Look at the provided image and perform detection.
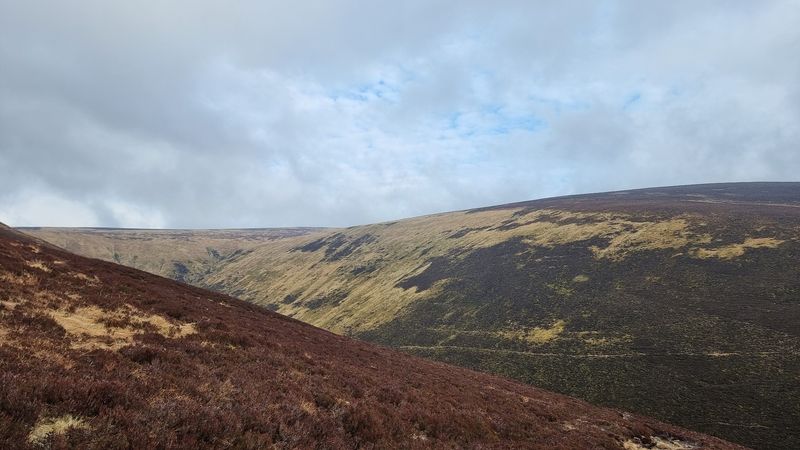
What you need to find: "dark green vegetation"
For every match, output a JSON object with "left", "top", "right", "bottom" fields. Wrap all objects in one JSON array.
[
  {"left": 0, "top": 224, "right": 741, "bottom": 449},
  {"left": 28, "top": 182, "right": 800, "bottom": 449}
]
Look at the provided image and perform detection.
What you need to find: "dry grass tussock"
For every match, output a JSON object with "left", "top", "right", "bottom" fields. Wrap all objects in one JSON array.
[
  {"left": 25, "top": 260, "right": 51, "bottom": 272},
  {"left": 27, "top": 415, "right": 89, "bottom": 445},
  {"left": 623, "top": 435, "right": 699, "bottom": 449},
  {"left": 0, "top": 271, "right": 38, "bottom": 286},
  {"left": 49, "top": 304, "right": 196, "bottom": 350}
]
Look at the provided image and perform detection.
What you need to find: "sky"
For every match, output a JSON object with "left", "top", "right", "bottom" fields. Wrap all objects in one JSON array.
[{"left": 1, "top": 1, "right": 799, "bottom": 228}]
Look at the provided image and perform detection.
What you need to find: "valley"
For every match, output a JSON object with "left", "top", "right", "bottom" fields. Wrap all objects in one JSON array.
[
  {"left": 0, "top": 221, "right": 741, "bottom": 448},
  {"left": 25, "top": 182, "right": 800, "bottom": 449}
]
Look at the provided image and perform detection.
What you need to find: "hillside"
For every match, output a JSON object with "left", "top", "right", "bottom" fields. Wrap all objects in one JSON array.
[
  {"left": 0, "top": 223, "right": 743, "bottom": 449},
  {"left": 21, "top": 227, "right": 324, "bottom": 284},
  {"left": 25, "top": 182, "right": 800, "bottom": 449}
]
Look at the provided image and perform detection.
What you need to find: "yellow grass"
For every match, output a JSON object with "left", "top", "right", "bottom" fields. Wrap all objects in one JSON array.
[
  {"left": 0, "top": 299, "right": 21, "bottom": 310},
  {"left": 28, "top": 414, "right": 89, "bottom": 445},
  {"left": 498, "top": 319, "right": 567, "bottom": 344},
  {"left": 623, "top": 436, "right": 697, "bottom": 450},
  {"left": 0, "top": 271, "right": 37, "bottom": 286},
  {"left": 48, "top": 305, "right": 196, "bottom": 350},
  {"left": 300, "top": 400, "right": 317, "bottom": 415},
  {"left": 25, "top": 260, "right": 51, "bottom": 272},
  {"left": 691, "top": 237, "right": 785, "bottom": 259},
  {"left": 589, "top": 219, "right": 711, "bottom": 260}
]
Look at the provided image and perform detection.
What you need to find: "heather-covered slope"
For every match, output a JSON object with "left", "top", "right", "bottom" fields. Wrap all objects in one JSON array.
[
  {"left": 0, "top": 223, "right": 740, "bottom": 449},
  {"left": 26, "top": 182, "right": 800, "bottom": 449}
]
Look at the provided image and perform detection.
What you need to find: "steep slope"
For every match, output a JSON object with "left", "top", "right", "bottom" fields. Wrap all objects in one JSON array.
[
  {"left": 25, "top": 182, "right": 800, "bottom": 449},
  {"left": 20, "top": 227, "right": 324, "bottom": 285},
  {"left": 0, "top": 223, "right": 741, "bottom": 449}
]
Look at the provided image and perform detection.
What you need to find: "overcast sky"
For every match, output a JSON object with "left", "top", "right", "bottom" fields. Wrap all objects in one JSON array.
[{"left": 1, "top": 1, "right": 798, "bottom": 228}]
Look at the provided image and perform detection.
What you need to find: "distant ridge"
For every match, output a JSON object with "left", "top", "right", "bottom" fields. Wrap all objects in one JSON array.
[{"left": 469, "top": 181, "right": 800, "bottom": 213}]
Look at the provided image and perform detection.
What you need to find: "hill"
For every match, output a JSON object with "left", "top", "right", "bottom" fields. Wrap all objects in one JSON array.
[
  {"left": 24, "top": 182, "right": 800, "bottom": 449},
  {"left": 19, "top": 227, "right": 324, "bottom": 284},
  {"left": 0, "top": 223, "right": 744, "bottom": 449}
]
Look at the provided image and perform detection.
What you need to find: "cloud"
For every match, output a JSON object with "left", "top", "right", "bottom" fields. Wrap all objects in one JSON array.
[
  {"left": 0, "top": 189, "right": 101, "bottom": 228},
  {"left": 0, "top": 0, "right": 798, "bottom": 227}
]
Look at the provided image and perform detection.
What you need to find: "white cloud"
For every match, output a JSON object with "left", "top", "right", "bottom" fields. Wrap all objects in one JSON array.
[
  {"left": 0, "top": 0, "right": 798, "bottom": 227},
  {"left": 0, "top": 190, "right": 100, "bottom": 228}
]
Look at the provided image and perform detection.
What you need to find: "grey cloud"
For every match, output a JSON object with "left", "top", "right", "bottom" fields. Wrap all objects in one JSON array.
[{"left": 0, "top": 0, "right": 798, "bottom": 227}]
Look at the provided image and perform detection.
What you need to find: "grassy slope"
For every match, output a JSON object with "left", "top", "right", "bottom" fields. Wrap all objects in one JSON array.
[
  {"left": 0, "top": 224, "right": 741, "bottom": 449},
  {"left": 26, "top": 182, "right": 800, "bottom": 449},
  {"left": 19, "top": 227, "right": 325, "bottom": 284}
]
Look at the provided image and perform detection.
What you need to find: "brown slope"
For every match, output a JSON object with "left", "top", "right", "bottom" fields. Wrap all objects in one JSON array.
[{"left": 0, "top": 227, "right": 740, "bottom": 449}]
